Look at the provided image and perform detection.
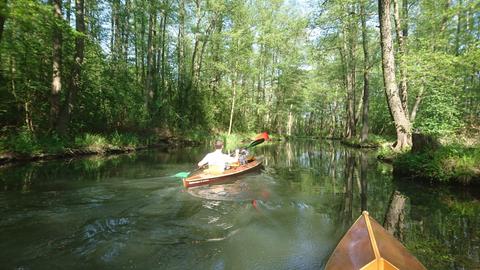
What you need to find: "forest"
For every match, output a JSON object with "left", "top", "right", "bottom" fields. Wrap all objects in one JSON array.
[{"left": 0, "top": 0, "right": 479, "bottom": 181}]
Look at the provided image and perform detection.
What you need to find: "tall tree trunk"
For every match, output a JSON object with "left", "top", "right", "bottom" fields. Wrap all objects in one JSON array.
[
  {"left": 410, "top": 84, "right": 424, "bottom": 122},
  {"left": 190, "top": 0, "right": 202, "bottom": 90},
  {"left": 145, "top": 8, "right": 154, "bottom": 111},
  {"left": 360, "top": 1, "right": 370, "bottom": 143},
  {"left": 66, "top": 0, "right": 71, "bottom": 26},
  {"left": 0, "top": 0, "right": 7, "bottom": 45},
  {"left": 341, "top": 5, "right": 357, "bottom": 140},
  {"left": 161, "top": 7, "right": 168, "bottom": 100},
  {"left": 287, "top": 104, "right": 294, "bottom": 136},
  {"left": 439, "top": 0, "right": 451, "bottom": 51},
  {"left": 454, "top": 0, "right": 462, "bottom": 55},
  {"left": 177, "top": 0, "right": 186, "bottom": 101},
  {"left": 211, "top": 16, "right": 223, "bottom": 98},
  {"left": 402, "top": 0, "right": 408, "bottom": 38},
  {"left": 340, "top": 39, "right": 355, "bottom": 139},
  {"left": 123, "top": 0, "right": 130, "bottom": 62},
  {"left": 112, "top": 0, "right": 121, "bottom": 61},
  {"left": 50, "top": 0, "right": 62, "bottom": 130},
  {"left": 133, "top": 14, "right": 139, "bottom": 82},
  {"left": 56, "top": 0, "right": 85, "bottom": 135},
  {"left": 379, "top": 0, "right": 412, "bottom": 150},
  {"left": 228, "top": 72, "right": 237, "bottom": 135},
  {"left": 393, "top": 0, "right": 409, "bottom": 119}
]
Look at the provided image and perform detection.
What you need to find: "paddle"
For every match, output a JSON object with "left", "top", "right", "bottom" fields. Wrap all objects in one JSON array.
[
  {"left": 173, "top": 165, "right": 205, "bottom": 178},
  {"left": 245, "top": 138, "right": 265, "bottom": 149},
  {"left": 173, "top": 133, "right": 268, "bottom": 178}
]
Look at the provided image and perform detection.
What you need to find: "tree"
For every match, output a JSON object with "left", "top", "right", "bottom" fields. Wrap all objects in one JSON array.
[
  {"left": 56, "top": 0, "right": 85, "bottom": 134},
  {"left": 360, "top": 0, "right": 370, "bottom": 143},
  {"left": 0, "top": 0, "right": 6, "bottom": 44},
  {"left": 50, "top": 0, "right": 62, "bottom": 130},
  {"left": 393, "top": 0, "right": 409, "bottom": 118},
  {"left": 378, "top": 0, "right": 412, "bottom": 150}
]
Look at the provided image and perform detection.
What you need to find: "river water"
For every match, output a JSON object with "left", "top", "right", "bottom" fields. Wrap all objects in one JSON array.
[{"left": 0, "top": 140, "right": 479, "bottom": 269}]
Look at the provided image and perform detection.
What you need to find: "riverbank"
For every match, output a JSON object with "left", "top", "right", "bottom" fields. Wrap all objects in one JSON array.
[
  {"left": 0, "top": 131, "right": 202, "bottom": 166},
  {"left": 377, "top": 133, "right": 480, "bottom": 185},
  {"left": 0, "top": 131, "right": 270, "bottom": 166},
  {"left": 340, "top": 135, "right": 391, "bottom": 149}
]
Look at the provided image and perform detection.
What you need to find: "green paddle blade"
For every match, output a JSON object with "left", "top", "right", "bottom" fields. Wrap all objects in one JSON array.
[{"left": 173, "top": 172, "right": 190, "bottom": 178}]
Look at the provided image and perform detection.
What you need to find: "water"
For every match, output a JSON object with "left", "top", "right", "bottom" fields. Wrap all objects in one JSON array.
[{"left": 0, "top": 140, "right": 479, "bottom": 269}]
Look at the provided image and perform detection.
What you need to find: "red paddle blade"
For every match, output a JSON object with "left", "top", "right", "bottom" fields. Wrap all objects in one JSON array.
[{"left": 255, "top": 132, "right": 269, "bottom": 141}]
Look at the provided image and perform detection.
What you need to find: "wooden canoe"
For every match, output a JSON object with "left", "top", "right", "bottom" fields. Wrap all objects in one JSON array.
[
  {"left": 325, "top": 211, "right": 426, "bottom": 270},
  {"left": 182, "top": 157, "right": 263, "bottom": 188}
]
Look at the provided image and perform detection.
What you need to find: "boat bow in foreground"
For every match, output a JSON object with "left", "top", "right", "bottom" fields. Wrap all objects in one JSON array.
[{"left": 325, "top": 211, "right": 426, "bottom": 270}]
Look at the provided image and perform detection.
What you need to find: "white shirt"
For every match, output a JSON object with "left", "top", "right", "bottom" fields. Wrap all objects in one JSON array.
[{"left": 198, "top": 149, "right": 237, "bottom": 171}]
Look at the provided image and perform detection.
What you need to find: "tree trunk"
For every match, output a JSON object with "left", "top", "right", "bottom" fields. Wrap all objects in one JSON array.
[
  {"left": 177, "top": 0, "right": 186, "bottom": 102},
  {"left": 287, "top": 104, "right": 293, "bottom": 136},
  {"left": 112, "top": 0, "right": 121, "bottom": 61},
  {"left": 393, "top": 0, "right": 409, "bottom": 119},
  {"left": 228, "top": 72, "right": 237, "bottom": 135},
  {"left": 379, "top": 0, "right": 412, "bottom": 150},
  {"left": 341, "top": 6, "right": 357, "bottom": 140},
  {"left": 190, "top": 0, "right": 202, "bottom": 90},
  {"left": 56, "top": 0, "right": 85, "bottom": 135},
  {"left": 50, "top": 0, "right": 62, "bottom": 130},
  {"left": 123, "top": 0, "right": 130, "bottom": 62},
  {"left": 360, "top": 1, "right": 370, "bottom": 143},
  {"left": 410, "top": 84, "right": 424, "bottom": 122},
  {"left": 454, "top": 0, "right": 462, "bottom": 55},
  {"left": 146, "top": 8, "right": 154, "bottom": 110},
  {"left": 161, "top": 10, "right": 168, "bottom": 95},
  {"left": 0, "top": 0, "right": 7, "bottom": 45},
  {"left": 66, "top": 0, "right": 71, "bottom": 24}
]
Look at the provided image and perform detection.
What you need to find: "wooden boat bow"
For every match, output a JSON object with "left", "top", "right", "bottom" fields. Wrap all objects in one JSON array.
[{"left": 325, "top": 211, "right": 427, "bottom": 270}]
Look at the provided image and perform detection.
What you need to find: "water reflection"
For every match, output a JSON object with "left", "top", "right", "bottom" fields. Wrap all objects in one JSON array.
[{"left": 0, "top": 141, "right": 478, "bottom": 269}]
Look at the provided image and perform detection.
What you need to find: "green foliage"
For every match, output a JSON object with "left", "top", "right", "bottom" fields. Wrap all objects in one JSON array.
[
  {"left": 219, "top": 132, "right": 243, "bottom": 151},
  {"left": 394, "top": 144, "right": 480, "bottom": 184},
  {"left": 181, "top": 129, "right": 212, "bottom": 143},
  {"left": 109, "top": 132, "right": 139, "bottom": 148},
  {"left": 342, "top": 134, "right": 392, "bottom": 148},
  {"left": 0, "top": 128, "right": 67, "bottom": 155},
  {"left": 6, "top": 127, "right": 40, "bottom": 154},
  {"left": 73, "top": 133, "right": 109, "bottom": 151}
]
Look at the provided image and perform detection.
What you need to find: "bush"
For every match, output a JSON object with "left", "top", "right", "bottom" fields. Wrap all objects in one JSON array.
[
  {"left": 394, "top": 144, "right": 480, "bottom": 184},
  {"left": 110, "top": 132, "right": 139, "bottom": 148},
  {"left": 74, "top": 133, "right": 109, "bottom": 151},
  {"left": 3, "top": 127, "right": 39, "bottom": 155}
]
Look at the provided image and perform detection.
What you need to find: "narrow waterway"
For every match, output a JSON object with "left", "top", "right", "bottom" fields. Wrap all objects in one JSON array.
[{"left": 0, "top": 140, "right": 479, "bottom": 269}]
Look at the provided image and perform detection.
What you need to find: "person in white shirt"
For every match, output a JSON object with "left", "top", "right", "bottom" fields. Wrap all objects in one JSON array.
[{"left": 198, "top": 140, "right": 239, "bottom": 174}]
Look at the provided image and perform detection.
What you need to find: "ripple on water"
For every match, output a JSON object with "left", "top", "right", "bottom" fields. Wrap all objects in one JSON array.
[{"left": 72, "top": 217, "right": 132, "bottom": 257}]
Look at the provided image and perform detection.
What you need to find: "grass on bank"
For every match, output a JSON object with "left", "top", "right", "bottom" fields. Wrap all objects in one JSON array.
[
  {"left": 342, "top": 134, "right": 393, "bottom": 148},
  {"left": 394, "top": 144, "right": 480, "bottom": 185},
  {"left": 374, "top": 130, "right": 480, "bottom": 185},
  {"left": 216, "top": 132, "right": 267, "bottom": 151},
  {"left": 0, "top": 128, "right": 198, "bottom": 156},
  {"left": 0, "top": 128, "right": 268, "bottom": 158}
]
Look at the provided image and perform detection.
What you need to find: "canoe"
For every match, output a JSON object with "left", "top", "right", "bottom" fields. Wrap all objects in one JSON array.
[
  {"left": 182, "top": 157, "right": 263, "bottom": 188},
  {"left": 325, "top": 211, "right": 426, "bottom": 270}
]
